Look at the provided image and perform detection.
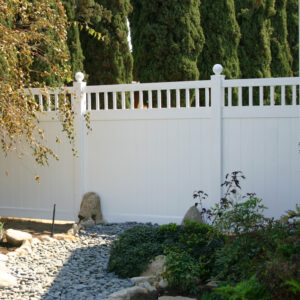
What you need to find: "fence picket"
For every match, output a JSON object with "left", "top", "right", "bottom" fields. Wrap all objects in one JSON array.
[
  {"left": 281, "top": 85, "right": 285, "bottom": 105},
  {"left": 195, "top": 88, "right": 199, "bottom": 107}
]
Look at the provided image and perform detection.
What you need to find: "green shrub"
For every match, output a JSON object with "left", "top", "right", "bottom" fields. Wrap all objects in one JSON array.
[
  {"left": 163, "top": 249, "right": 202, "bottom": 295},
  {"left": 212, "top": 275, "right": 269, "bottom": 300},
  {"left": 161, "top": 221, "right": 224, "bottom": 295},
  {"left": 107, "top": 224, "right": 163, "bottom": 278}
]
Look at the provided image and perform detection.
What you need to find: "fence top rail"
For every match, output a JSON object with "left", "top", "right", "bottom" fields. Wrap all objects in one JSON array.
[
  {"left": 85, "top": 80, "right": 212, "bottom": 93},
  {"left": 224, "top": 77, "right": 300, "bottom": 88}
]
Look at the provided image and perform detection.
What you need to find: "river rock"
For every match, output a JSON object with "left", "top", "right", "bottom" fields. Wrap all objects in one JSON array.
[
  {"left": 0, "top": 270, "right": 17, "bottom": 287},
  {"left": 0, "top": 254, "right": 8, "bottom": 262},
  {"left": 5, "top": 229, "right": 32, "bottom": 246}
]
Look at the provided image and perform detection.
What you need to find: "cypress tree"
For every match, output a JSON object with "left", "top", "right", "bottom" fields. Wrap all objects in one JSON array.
[
  {"left": 270, "top": 0, "right": 292, "bottom": 77},
  {"left": 286, "top": 0, "right": 298, "bottom": 76},
  {"left": 129, "top": 0, "right": 204, "bottom": 83},
  {"left": 80, "top": 0, "right": 133, "bottom": 84},
  {"left": 30, "top": 0, "right": 71, "bottom": 86},
  {"left": 198, "top": 0, "right": 241, "bottom": 80},
  {"left": 62, "top": 0, "right": 85, "bottom": 77},
  {"left": 235, "top": 0, "right": 275, "bottom": 78}
]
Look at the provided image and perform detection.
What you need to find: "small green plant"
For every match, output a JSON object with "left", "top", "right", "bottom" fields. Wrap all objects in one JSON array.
[
  {"left": 194, "top": 171, "right": 268, "bottom": 235},
  {"left": 212, "top": 275, "right": 269, "bottom": 300},
  {"left": 107, "top": 224, "right": 163, "bottom": 278},
  {"left": 163, "top": 249, "right": 202, "bottom": 295}
]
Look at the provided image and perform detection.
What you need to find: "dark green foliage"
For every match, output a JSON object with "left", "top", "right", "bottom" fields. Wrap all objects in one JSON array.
[
  {"left": 80, "top": 0, "right": 133, "bottom": 84},
  {"left": 29, "top": 0, "right": 71, "bottom": 86},
  {"left": 198, "top": 0, "right": 241, "bottom": 79},
  {"left": 270, "top": 0, "right": 292, "bottom": 77},
  {"left": 235, "top": 0, "right": 275, "bottom": 78},
  {"left": 62, "top": 0, "right": 85, "bottom": 77},
  {"left": 163, "top": 250, "right": 202, "bottom": 295},
  {"left": 129, "top": 0, "right": 204, "bottom": 82},
  {"left": 107, "top": 224, "right": 163, "bottom": 278},
  {"left": 212, "top": 275, "right": 269, "bottom": 300},
  {"left": 286, "top": 0, "right": 299, "bottom": 76}
]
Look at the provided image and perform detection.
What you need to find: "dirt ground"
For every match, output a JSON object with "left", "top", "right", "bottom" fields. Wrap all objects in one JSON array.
[{"left": 0, "top": 217, "right": 74, "bottom": 254}]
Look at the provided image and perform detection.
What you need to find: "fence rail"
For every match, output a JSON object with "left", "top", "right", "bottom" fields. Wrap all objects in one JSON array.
[{"left": 25, "top": 67, "right": 300, "bottom": 112}]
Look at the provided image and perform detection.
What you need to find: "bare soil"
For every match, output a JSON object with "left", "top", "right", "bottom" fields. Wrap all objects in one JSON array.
[{"left": 0, "top": 217, "right": 74, "bottom": 254}]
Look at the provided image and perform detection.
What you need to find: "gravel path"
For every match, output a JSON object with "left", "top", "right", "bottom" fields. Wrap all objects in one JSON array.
[{"left": 0, "top": 223, "right": 139, "bottom": 300}]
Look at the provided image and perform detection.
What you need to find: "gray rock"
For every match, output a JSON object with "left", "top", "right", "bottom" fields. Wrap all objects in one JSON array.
[
  {"left": 141, "top": 255, "right": 166, "bottom": 278},
  {"left": 0, "top": 253, "right": 8, "bottom": 262},
  {"left": 0, "top": 270, "right": 17, "bottom": 287},
  {"left": 5, "top": 229, "right": 32, "bottom": 246},
  {"left": 158, "top": 278, "right": 168, "bottom": 289},
  {"left": 159, "top": 297, "right": 196, "bottom": 300},
  {"left": 78, "top": 192, "right": 104, "bottom": 224},
  {"left": 181, "top": 205, "right": 204, "bottom": 225}
]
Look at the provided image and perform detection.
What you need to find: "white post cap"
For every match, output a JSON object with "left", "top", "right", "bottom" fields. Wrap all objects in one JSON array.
[
  {"left": 75, "top": 72, "right": 85, "bottom": 82},
  {"left": 212, "top": 64, "right": 223, "bottom": 75}
]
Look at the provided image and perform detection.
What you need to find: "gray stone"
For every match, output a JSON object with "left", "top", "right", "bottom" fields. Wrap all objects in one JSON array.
[
  {"left": 141, "top": 255, "right": 166, "bottom": 277},
  {"left": 79, "top": 218, "right": 96, "bottom": 230},
  {"left": 131, "top": 276, "right": 156, "bottom": 284},
  {"left": 181, "top": 205, "right": 204, "bottom": 226},
  {"left": 206, "top": 280, "right": 219, "bottom": 289},
  {"left": 0, "top": 270, "right": 17, "bottom": 288},
  {"left": 158, "top": 279, "right": 168, "bottom": 289},
  {"left": 0, "top": 253, "right": 8, "bottom": 262},
  {"left": 159, "top": 297, "right": 196, "bottom": 300},
  {"left": 5, "top": 229, "right": 32, "bottom": 246},
  {"left": 139, "top": 281, "right": 157, "bottom": 293},
  {"left": 78, "top": 192, "right": 104, "bottom": 224}
]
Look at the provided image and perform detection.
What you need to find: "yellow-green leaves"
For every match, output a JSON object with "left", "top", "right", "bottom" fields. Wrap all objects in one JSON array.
[{"left": 0, "top": 0, "right": 73, "bottom": 169}]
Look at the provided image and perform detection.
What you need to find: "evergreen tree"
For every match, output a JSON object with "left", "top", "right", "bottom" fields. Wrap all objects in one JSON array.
[
  {"left": 80, "top": 0, "right": 133, "bottom": 84},
  {"left": 235, "top": 0, "right": 275, "bottom": 78},
  {"left": 286, "top": 0, "right": 298, "bottom": 76},
  {"left": 62, "top": 0, "right": 85, "bottom": 77},
  {"left": 198, "top": 0, "right": 241, "bottom": 80},
  {"left": 270, "top": 0, "right": 292, "bottom": 77},
  {"left": 129, "top": 0, "right": 204, "bottom": 83},
  {"left": 29, "top": 0, "right": 72, "bottom": 86}
]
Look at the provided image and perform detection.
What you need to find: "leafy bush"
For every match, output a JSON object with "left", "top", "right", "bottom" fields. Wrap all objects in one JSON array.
[
  {"left": 161, "top": 221, "right": 224, "bottom": 295},
  {"left": 107, "top": 224, "right": 163, "bottom": 278},
  {"left": 163, "top": 249, "right": 202, "bottom": 295},
  {"left": 212, "top": 275, "right": 269, "bottom": 300},
  {"left": 194, "top": 171, "right": 268, "bottom": 235}
]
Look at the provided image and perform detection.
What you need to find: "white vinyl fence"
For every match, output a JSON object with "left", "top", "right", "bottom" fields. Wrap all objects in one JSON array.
[{"left": 0, "top": 65, "right": 299, "bottom": 223}]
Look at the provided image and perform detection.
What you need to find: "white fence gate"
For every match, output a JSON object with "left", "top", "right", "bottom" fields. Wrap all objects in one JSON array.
[{"left": 0, "top": 65, "right": 299, "bottom": 223}]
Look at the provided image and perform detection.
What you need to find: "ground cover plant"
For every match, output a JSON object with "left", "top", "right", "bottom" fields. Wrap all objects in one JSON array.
[{"left": 107, "top": 171, "right": 300, "bottom": 299}]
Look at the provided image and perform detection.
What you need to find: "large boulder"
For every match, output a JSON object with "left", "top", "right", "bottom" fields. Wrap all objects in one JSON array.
[
  {"left": 5, "top": 229, "right": 32, "bottom": 246},
  {"left": 78, "top": 192, "right": 103, "bottom": 224},
  {"left": 181, "top": 205, "right": 204, "bottom": 226}
]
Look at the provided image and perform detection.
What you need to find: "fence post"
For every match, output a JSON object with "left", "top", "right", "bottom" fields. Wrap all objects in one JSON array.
[
  {"left": 72, "top": 72, "right": 87, "bottom": 221},
  {"left": 210, "top": 64, "right": 225, "bottom": 205}
]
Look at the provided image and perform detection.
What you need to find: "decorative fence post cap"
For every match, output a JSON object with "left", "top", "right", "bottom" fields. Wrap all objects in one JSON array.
[
  {"left": 212, "top": 64, "right": 223, "bottom": 75},
  {"left": 75, "top": 72, "right": 85, "bottom": 82}
]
